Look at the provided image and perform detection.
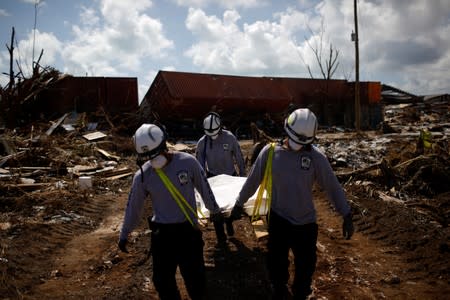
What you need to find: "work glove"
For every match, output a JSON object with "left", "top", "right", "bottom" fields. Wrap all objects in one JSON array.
[
  {"left": 118, "top": 238, "right": 129, "bottom": 253},
  {"left": 210, "top": 211, "right": 225, "bottom": 224},
  {"left": 342, "top": 212, "right": 354, "bottom": 240},
  {"left": 230, "top": 205, "right": 244, "bottom": 221}
]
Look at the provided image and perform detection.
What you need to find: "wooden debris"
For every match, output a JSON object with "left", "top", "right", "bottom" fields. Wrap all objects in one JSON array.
[
  {"left": 95, "top": 147, "right": 120, "bottom": 161},
  {"left": 252, "top": 219, "right": 269, "bottom": 239},
  {"left": 100, "top": 106, "right": 115, "bottom": 131},
  {"left": 377, "top": 191, "right": 405, "bottom": 205},
  {"left": 70, "top": 165, "right": 101, "bottom": 176},
  {"left": 6, "top": 166, "right": 52, "bottom": 171},
  {"left": 250, "top": 122, "right": 276, "bottom": 144},
  {"left": 105, "top": 171, "right": 134, "bottom": 180},
  {"left": 336, "top": 162, "right": 382, "bottom": 180},
  {"left": 46, "top": 113, "right": 69, "bottom": 136},
  {"left": 98, "top": 167, "right": 133, "bottom": 178},
  {"left": 379, "top": 158, "right": 401, "bottom": 187},
  {"left": 171, "top": 143, "right": 191, "bottom": 152},
  {"left": 0, "top": 150, "right": 26, "bottom": 168},
  {"left": 0, "top": 137, "right": 16, "bottom": 155},
  {"left": 83, "top": 131, "right": 107, "bottom": 141},
  {"left": 5, "top": 182, "right": 52, "bottom": 191}
]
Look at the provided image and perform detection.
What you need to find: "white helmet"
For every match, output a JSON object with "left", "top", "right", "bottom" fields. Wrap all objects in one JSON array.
[
  {"left": 203, "top": 112, "right": 222, "bottom": 136},
  {"left": 133, "top": 124, "right": 167, "bottom": 158},
  {"left": 284, "top": 108, "right": 318, "bottom": 145}
]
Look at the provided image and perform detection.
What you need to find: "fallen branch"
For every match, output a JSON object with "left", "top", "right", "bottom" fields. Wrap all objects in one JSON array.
[{"left": 336, "top": 162, "right": 381, "bottom": 181}]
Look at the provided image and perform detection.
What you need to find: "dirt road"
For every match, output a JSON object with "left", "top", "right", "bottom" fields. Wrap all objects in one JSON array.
[{"left": 1, "top": 186, "right": 447, "bottom": 299}]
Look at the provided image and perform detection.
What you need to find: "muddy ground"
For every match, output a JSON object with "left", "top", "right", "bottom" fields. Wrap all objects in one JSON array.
[{"left": 1, "top": 103, "right": 449, "bottom": 299}]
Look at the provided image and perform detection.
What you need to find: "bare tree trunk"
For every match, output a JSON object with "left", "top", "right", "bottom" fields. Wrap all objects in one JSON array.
[{"left": 33, "top": 49, "right": 44, "bottom": 78}]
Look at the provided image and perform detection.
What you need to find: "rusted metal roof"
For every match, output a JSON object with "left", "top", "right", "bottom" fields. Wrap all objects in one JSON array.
[
  {"left": 143, "top": 71, "right": 293, "bottom": 121},
  {"left": 140, "top": 70, "right": 382, "bottom": 133},
  {"left": 29, "top": 76, "right": 138, "bottom": 118},
  {"left": 160, "top": 71, "right": 292, "bottom": 100}
]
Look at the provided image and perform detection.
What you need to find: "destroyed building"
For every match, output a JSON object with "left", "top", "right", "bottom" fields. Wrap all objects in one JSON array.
[
  {"left": 0, "top": 72, "right": 139, "bottom": 128},
  {"left": 139, "top": 70, "right": 382, "bottom": 138}
]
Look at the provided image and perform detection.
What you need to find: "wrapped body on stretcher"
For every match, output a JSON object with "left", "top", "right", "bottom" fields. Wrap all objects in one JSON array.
[{"left": 196, "top": 174, "right": 268, "bottom": 219}]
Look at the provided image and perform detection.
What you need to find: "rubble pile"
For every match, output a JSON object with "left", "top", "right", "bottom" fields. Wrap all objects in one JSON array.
[
  {"left": 0, "top": 112, "right": 137, "bottom": 203},
  {"left": 324, "top": 98, "right": 450, "bottom": 280},
  {"left": 0, "top": 94, "right": 449, "bottom": 298}
]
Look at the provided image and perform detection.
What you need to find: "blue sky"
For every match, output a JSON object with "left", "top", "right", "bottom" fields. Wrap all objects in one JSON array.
[{"left": 1, "top": 0, "right": 449, "bottom": 102}]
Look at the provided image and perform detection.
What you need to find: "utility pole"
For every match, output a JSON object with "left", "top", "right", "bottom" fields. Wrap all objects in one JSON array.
[
  {"left": 353, "top": 0, "right": 361, "bottom": 131},
  {"left": 32, "top": 0, "right": 39, "bottom": 77},
  {"left": 6, "top": 27, "right": 15, "bottom": 92}
]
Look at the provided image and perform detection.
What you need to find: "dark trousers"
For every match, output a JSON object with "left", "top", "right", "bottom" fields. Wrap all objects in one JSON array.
[
  {"left": 207, "top": 171, "right": 236, "bottom": 243},
  {"left": 267, "top": 211, "right": 318, "bottom": 299},
  {"left": 213, "top": 217, "right": 234, "bottom": 242},
  {"left": 151, "top": 222, "right": 205, "bottom": 300}
]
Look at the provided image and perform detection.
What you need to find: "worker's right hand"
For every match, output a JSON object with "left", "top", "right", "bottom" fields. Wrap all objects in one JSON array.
[
  {"left": 230, "top": 205, "right": 244, "bottom": 221},
  {"left": 118, "top": 238, "right": 129, "bottom": 253}
]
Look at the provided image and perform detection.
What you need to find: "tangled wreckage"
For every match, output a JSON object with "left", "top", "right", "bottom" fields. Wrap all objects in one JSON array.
[{"left": 0, "top": 66, "right": 449, "bottom": 299}]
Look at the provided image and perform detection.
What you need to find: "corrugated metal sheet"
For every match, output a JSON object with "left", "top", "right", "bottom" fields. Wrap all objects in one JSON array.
[
  {"left": 161, "top": 71, "right": 291, "bottom": 100},
  {"left": 143, "top": 71, "right": 293, "bottom": 121},
  {"left": 33, "top": 76, "right": 138, "bottom": 117},
  {"left": 362, "top": 82, "right": 382, "bottom": 104},
  {"left": 140, "top": 70, "right": 382, "bottom": 132}
]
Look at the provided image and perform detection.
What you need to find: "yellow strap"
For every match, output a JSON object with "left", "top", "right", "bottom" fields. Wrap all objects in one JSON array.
[
  {"left": 155, "top": 169, "right": 206, "bottom": 226},
  {"left": 251, "top": 143, "right": 275, "bottom": 222}
]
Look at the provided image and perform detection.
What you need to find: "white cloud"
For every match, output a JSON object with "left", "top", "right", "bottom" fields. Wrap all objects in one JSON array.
[
  {"left": 351, "top": 0, "right": 450, "bottom": 93},
  {"left": 139, "top": 66, "right": 177, "bottom": 101},
  {"left": 0, "top": 28, "right": 61, "bottom": 86},
  {"left": 0, "top": 54, "right": 7, "bottom": 88},
  {"left": 13, "top": 30, "right": 62, "bottom": 78},
  {"left": 174, "top": 0, "right": 268, "bottom": 9},
  {"left": 184, "top": 8, "right": 307, "bottom": 76},
  {"left": 20, "top": 0, "right": 39, "bottom": 4},
  {"left": 79, "top": 6, "right": 100, "bottom": 28},
  {"left": 100, "top": 0, "right": 153, "bottom": 21},
  {"left": 61, "top": 0, "right": 173, "bottom": 77},
  {"left": 0, "top": 9, "right": 10, "bottom": 17}
]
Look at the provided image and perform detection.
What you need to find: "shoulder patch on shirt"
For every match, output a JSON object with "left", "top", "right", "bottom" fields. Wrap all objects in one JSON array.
[
  {"left": 223, "top": 143, "right": 229, "bottom": 151},
  {"left": 177, "top": 170, "right": 189, "bottom": 185},
  {"left": 300, "top": 155, "right": 312, "bottom": 170}
]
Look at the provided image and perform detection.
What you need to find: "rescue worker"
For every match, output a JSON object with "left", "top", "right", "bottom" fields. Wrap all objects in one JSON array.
[
  {"left": 195, "top": 112, "right": 246, "bottom": 244},
  {"left": 230, "top": 108, "right": 354, "bottom": 300},
  {"left": 118, "top": 123, "right": 223, "bottom": 300},
  {"left": 196, "top": 112, "right": 246, "bottom": 178}
]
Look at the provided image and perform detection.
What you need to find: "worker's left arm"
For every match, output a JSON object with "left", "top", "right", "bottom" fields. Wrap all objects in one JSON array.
[
  {"left": 314, "top": 148, "right": 354, "bottom": 239},
  {"left": 118, "top": 170, "right": 148, "bottom": 251}
]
